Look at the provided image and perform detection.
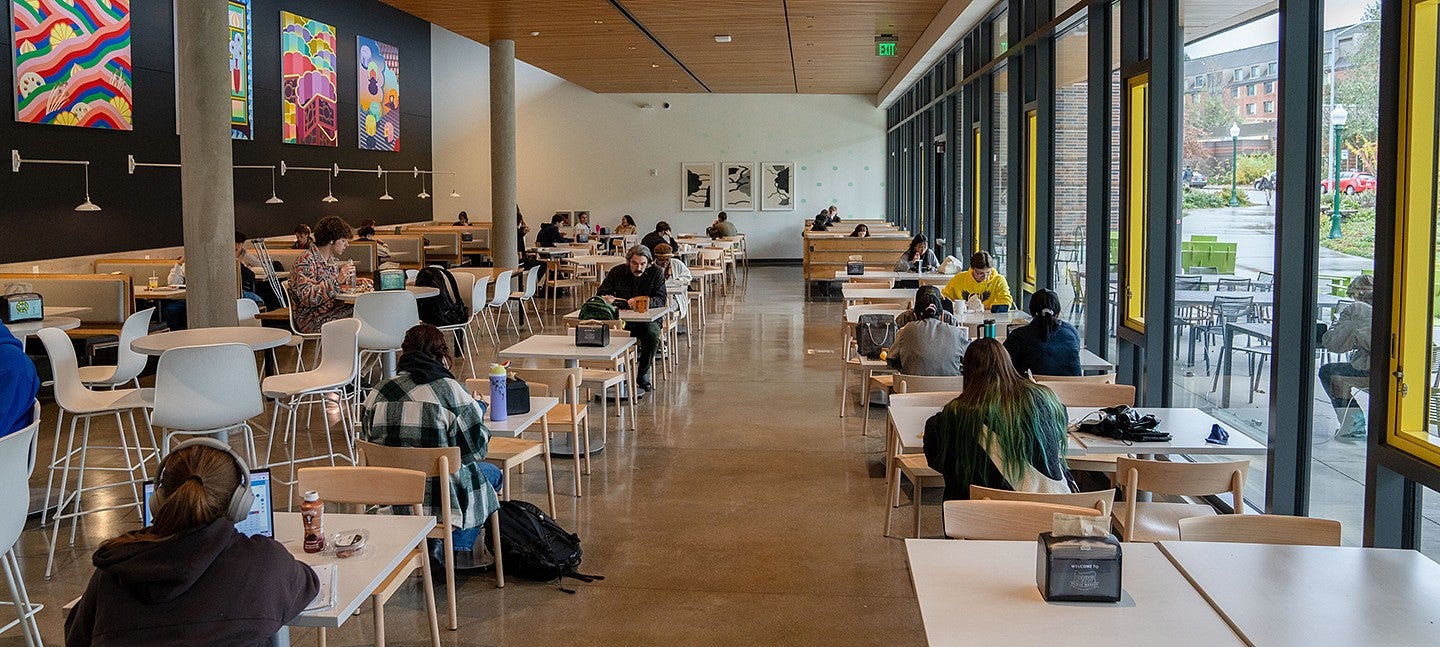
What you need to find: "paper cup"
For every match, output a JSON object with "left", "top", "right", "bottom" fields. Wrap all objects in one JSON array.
[{"left": 633, "top": 296, "right": 649, "bottom": 313}]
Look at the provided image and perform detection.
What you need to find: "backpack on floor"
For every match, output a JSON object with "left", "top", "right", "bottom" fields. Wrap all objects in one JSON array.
[
  {"left": 414, "top": 266, "right": 471, "bottom": 326},
  {"left": 489, "top": 500, "right": 603, "bottom": 591}
]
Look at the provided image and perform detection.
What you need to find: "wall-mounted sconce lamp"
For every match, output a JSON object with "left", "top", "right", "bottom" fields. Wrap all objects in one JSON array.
[{"left": 13, "top": 149, "right": 100, "bottom": 212}]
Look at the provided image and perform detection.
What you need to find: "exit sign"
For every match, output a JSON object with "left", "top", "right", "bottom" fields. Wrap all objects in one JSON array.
[{"left": 876, "top": 41, "right": 897, "bottom": 57}]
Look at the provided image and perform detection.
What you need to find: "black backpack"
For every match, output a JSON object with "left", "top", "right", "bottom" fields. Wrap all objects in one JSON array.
[
  {"left": 489, "top": 500, "right": 602, "bottom": 591},
  {"left": 414, "top": 266, "right": 470, "bottom": 326}
]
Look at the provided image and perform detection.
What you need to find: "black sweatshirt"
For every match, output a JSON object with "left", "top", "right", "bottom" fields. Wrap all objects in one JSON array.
[{"left": 597, "top": 264, "right": 667, "bottom": 302}]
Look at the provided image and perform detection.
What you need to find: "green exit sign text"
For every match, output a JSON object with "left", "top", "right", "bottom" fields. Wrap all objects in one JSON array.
[{"left": 877, "top": 41, "right": 896, "bottom": 57}]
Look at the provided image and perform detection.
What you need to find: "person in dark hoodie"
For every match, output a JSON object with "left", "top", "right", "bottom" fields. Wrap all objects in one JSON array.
[
  {"left": 66, "top": 439, "right": 317, "bottom": 646},
  {"left": 0, "top": 325, "right": 39, "bottom": 438},
  {"left": 1002, "top": 288, "right": 1082, "bottom": 377},
  {"left": 535, "top": 213, "right": 572, "bottom": 247}
]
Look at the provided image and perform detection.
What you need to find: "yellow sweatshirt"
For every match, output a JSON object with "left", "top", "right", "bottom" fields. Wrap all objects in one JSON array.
[{"left": 940, "top": 270, "right": 1014, "bottom": 307}]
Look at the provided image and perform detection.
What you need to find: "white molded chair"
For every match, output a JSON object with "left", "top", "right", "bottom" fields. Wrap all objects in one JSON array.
[
  {"left": 354, "top": 290, "right": 420, "bottom": 391},
  {"left": 483, "top": 269, "right": 517, "bottom": 336},
  {"left": 152, "top": 343, "right": 264, "bottom": 466},
  {"left": 508, "top": 265, "right": 544, "bottom": 333},
  {"left": 237, "top": 299, "right": 301, "bottom": 374},
  {"left": 0, "top": 403, "right": 43, "bottom": 646},
  {"left": 263, "top": 319, "right": 362, "bottom": 497},
  {"left": 433, "top": 271, "right": 477, "bottom": 378},
  {"left": 36, "top": 328, "right": 155, "bottom": 579},
  {"left": 78, "top": 307, "right": 155, "bottom": 388}
]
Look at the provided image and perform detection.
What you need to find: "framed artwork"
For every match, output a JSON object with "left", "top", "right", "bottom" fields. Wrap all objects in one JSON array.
[
  {"left": 12, "top": 0, "right": 133, "bottom": 129},
  {"left": 722, "top": 162, "right": 755, "bottom": 211},
  {"left": 228, "top": 0, "right": 252, "bottom": 139},
  {"left": 760, "top": 162, "right": 794, "bottom": 211},
  {"left": 681, "top": 162, "right": 715, "bottom": 211},
  {"left": 280, "top": 11, "right": 337, "bottom": 146},
  {"left": 357, "top": 35, "right": 399, "bottom": 151}
]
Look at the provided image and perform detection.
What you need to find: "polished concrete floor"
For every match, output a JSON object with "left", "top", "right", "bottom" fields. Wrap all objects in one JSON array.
[{"left": 5, "top": 266, "right": 929, "bottom": 646}]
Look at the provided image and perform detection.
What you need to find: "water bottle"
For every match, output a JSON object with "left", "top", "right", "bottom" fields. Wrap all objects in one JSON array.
[
  {"left": 488, "top": 363, "right": 508, "bottom": 422},
  {"left": 982, "top": 319, "right": 997, "bottom": 339}
]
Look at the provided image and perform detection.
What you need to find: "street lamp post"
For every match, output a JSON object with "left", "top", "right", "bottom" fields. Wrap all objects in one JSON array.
[
  {"left": 1228, "top": 123, "right": 1241, "bottom": 207},
  {"left": 1329, "top": 105, "right": 1349, "bottom": 239}
]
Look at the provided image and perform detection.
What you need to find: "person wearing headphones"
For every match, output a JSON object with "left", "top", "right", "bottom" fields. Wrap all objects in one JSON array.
[{"left": 66, "top": 439, "right": 317, "bottom": 645}]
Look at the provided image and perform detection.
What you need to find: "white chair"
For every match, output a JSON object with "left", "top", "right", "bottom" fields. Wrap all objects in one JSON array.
[
  {"left": 237, "top": 299, "right": 301, "bottom": 374},
  {"left": 36, "top": 328, "right": 155, "bottom": 579},
  {"left": 78, "top": 307, "right": 155, "bottom": 388},
  {"left": 509, "top": 265, "right": 544, "bottom": 333},
  {"left": 355, "top": 290, "right": 420, "bottom": 390},
  {"left": 468, "top": 274, "right": 496, "bottom": 345},
  {"left": 483, "top": 269, "right": 517, "bottom": 336},
  {"left": 433, "top": 271, "right": 477, "bottom": 377},
  {"left": 0, "top": 403, "right": 43, "bottom": 646},
  {"left": 263, "top": 319, "right": 361, "bottom": 497},
  {"left": 152, "top": 343, "right": 264, "bottom": 467}
]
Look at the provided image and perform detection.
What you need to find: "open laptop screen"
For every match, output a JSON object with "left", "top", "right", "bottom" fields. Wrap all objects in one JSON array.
[{"left": 143, "top": 469, "right": 274, "bottom": 539}]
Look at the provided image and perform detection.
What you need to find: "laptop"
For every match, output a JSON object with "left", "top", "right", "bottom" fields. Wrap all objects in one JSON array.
[{"left": 143, "top": 469, "right": 275, "bottom": 538}]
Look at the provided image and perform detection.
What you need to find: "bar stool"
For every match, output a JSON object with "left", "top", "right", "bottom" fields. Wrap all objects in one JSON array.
[
  {"left": 0, "top": 403, "right": 43, "bottom": 646},
  {"left": 263, "top": 319, "right": 361, "bottom": 498}
]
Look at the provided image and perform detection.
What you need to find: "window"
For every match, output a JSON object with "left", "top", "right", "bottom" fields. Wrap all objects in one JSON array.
[
  {"left": 1054, "top": 16, "right": 1089, "bottom": 337},
  {"left": 1263, "top": 100, "right": 1274, "bottom": 113},
  {"left": 1265, "top": 81, "right": 1275, "bottom": 93},
  {"left": 1121, "top": 72, "right": 1148, "bottom": 333},
  {"left": 1248, "top": 84, "right": 1257, "bottom": 96},
  {"left": 992, "top": 65, "right": 1010, "bottom": 276},
  {"left": 1251, "top": 64, "right": 1262, "bottom": 77},
  {"left": 1194, "top": 74, "right": 1206, "bottom": 87},
  {"left": 1267, "top": 61, "right": 1278, "bottom": 76},
  {"left": 1233, "top": 67, "right": 1245, "bottom": 81},
  {"left": 1246, "top": 103, "right": 1257, "bottom": 115},
  {"left": 1233, "top": 86, "right": 1241, "bottom": 98}
]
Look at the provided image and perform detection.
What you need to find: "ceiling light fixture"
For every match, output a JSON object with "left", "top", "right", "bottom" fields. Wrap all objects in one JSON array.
[
  {"left": 651, "top": 63, "right": 660, "bottom": 68},
  {"left": 265, "top": 166, "right": 284, "bottom": 204},
  {"left": 530, "top": 31, "right": 540, "bottom": 36},
  {"left": 714, "top": 34, "right": 732, "bottom": 43},
  {"left": 379, "top": 171, "right": 393, "bottom": 201},
  {"left": 322, "top": 174, "right": 338, "bottom": 203},
  {"left": 416, "top": 168, "right": 431, "bottom": 199}
]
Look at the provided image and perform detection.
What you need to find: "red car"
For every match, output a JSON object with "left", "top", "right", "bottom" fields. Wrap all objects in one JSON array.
[{"left": 1320, "top": 172, "right": 1377, "bottom": 194}]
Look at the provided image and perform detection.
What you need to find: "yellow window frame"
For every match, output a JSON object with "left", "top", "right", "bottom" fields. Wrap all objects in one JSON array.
[
  {"left": 1389, "top": 0, "right": 1440, "bottom": 466},
  {"left": 1024, "top": 110, "right": 1039, "bottom": 291},
  {"left": 1121, "top": 72, "right": 1149, "bottom": 333}
]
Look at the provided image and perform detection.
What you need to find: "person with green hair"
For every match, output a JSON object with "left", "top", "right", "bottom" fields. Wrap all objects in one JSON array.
[{"left": 923, "top": 338, "right": 1074, "bottom": 500}]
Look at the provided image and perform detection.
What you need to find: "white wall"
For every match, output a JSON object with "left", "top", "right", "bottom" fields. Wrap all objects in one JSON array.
[{"left": 431, "top": 26, "right": 888, "bottom": 260}]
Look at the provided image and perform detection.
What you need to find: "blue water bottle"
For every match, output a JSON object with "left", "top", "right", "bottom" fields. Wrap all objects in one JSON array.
[{"left": 488, "top": 363, "right": 508, "bottom": 422}]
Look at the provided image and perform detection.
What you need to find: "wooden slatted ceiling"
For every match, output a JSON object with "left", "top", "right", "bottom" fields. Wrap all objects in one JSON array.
[{"left": 379, "top": 0, "right": 947, "bottom": 95}]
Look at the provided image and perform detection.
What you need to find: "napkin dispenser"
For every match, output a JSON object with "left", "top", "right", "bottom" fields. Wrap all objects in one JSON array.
[
  {"left": 378, "top": 269, "right": 406, "bottom": 291},
  {"left": 575, "top": 322, "right": 610, "bottom": 347},
  {"left": 846, "top": 260, "right": 865, "bottom": 275},
  {"left": 1036, "top": 514, "right": 1122, "bottom": 603},
  {"left": 1, "top": 292, "right": 43, "bottom": 324}
]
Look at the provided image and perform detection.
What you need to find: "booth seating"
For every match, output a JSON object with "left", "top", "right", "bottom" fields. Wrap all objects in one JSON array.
[
  {"left": 92, "top": 258, "right": 181, "bottom": 288},
  {"left": 340, "top": 241, "right": 380, "bottom": 275},
  {"left": 399, "top": 228, "right": 465, "bottom": 266},
  {"left": 374, "top": 234, "right": 427, "bottom": 268},
  {"left": 801, "top": 230, "right": 912, "bottom": 284},
  {"left": 262, "top": 248, "right": 308, "bottom": 272},
  {"left": 0, "top": 273, "right": 133, "bottom": 338}
]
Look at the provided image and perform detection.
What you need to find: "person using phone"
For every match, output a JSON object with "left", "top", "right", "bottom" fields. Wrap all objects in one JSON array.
[
  {"left": 894, "top": 234, "right": 939, "bottom": 272},
  {"left": 596, "top": 246, "right": 667, "bottom": 392},
  {"left": 940, "top": 250, "right": 1014, "bottom": 309}
]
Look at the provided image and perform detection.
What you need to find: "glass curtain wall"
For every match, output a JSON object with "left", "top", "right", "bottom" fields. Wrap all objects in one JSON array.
[
  {"left": 1053, "top": 15, "right": 1089, "bottom": 339},
  {"left": 992, "top": 65, "right": 1010, "bottom": 272},
  {"left": 1107, "top": 0, "right": 1121, "bottom": 359}
]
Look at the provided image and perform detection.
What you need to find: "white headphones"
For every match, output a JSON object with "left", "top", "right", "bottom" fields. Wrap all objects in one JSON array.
[{"left": 150, "top": 438, "right": 253, "bottom": 524}]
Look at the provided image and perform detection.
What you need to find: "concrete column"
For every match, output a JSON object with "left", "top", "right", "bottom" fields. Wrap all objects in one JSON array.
[
  {"left": 490, "top": 39, "right": 518, "bottom": 269},
  {"left": 175, "top": 0, "right": 238, "bottom": 326}
]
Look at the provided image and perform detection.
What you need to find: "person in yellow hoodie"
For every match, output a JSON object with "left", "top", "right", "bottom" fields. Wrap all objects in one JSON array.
[{"left": 941, "top": 251, "right": 1014, "bottom": 308}]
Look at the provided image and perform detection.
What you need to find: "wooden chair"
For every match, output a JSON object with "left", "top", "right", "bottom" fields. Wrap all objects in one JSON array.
[
  {"left": 1178, "top": 514, "right": 1342, "bottom": 546},
  {"left": 351, "top": 443, "right": 505, "bottom": 630},
  {"left": 881, "top": 381, "right": 964, "bottom": 538},
  {"left": 1113, "top": 457, "right": 1248, "bottom": 542},
  {"left": 1032, "top": 373, "right": 1115, "bottom": 384},
  {"left": 296, "top": 466, "right": 444, "bottom": 646},
  {"left": 942, "top": 500, "right": 1105, "bottom": 540},
  {"left": 1041, "top": 382, "right": 1137, "bottom": 408},
  {"left": 968, "top": 484, "right": 1114, "bottom": 516},
  {"left": 506, "top": 367, "right": 591, "bottom": 497}
]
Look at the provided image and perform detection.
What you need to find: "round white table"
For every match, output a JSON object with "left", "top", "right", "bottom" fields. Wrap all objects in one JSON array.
[
  {"left": 337, "top": 286, "right": 439, "bottom": 302},
  {"left": 130, "top": 326, "right": 292, "bottom": 356},
  {"left": 5, "top": 316, "right": 81, "bottom": 338}
]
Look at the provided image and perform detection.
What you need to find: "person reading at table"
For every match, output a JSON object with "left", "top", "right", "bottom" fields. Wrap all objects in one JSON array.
[
  {"left": 454, "top": 211, "right": 471, "bottom": 227},
  {"left": 291, "top": 224, "right": 312, "bottom": 250},
  {"left": 0, "top": 325, "right": 38, "bottom": 438},
  {"left": 894, "top": 285, "right": 960, "bottom": 328},
  {"left": 887, "top": 286, "right": 969, "bottom": 376},
  {"left": 536, "top": 213, "right": 572, "bottom": 248},
  {"left": 614, "top": 214, "right": 638, "bottom": 235},
  {"left": 65, "top": 440, "right": 318, "bottom": 645},
  {"left": 923, "top": 338, "right": 1073, "bottom": 500},
  {"left": 849, "top": 224, "right": 871, "bottom": 238},
  {"left": 292, "top": 217, "right": 368, "bottom": 334},
  {"left": 707, "top": 212, "right": 738, "bottom": 239},
  {"left": 1004, "top": 288, "right": 1081, "bottom": 377},
  {"left": 940, "top": 251, "right": 1014, "bottom": 309},
  {"left": 160, "top": 233, "right": 268, "bottom": 330},
  {"left": 597, "top": 246, "right": 668, "bottom": 392},
  {"left": 363, "top": 324, "right": 503, "bottom": 569},
  {"left": 1318, "top": 275, "right": 1374, "bottom": 438},
  {"left": 895, "top": 234, "right": 940, "bottom": 273},
  {"left": 654, "top": 243, "right": 692, "bottom": 321},
  {"left": 641, "top": 221, "right": 678, "bottom": 253}
]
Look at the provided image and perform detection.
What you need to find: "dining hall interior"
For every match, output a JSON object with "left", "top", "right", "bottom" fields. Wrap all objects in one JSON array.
[{"left": 2, "top": 0, "right": 1440, "bottom": 645}]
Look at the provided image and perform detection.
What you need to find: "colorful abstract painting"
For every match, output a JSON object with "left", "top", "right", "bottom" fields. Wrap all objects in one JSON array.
[
  {"left": 11, "top": 0, "right": 133, "bottom": 129},
  {"left": 357, "top": 35, "right": 399, "bottom": 151},
  {"left": 228, "top": 0, "right": 252, "bottom": 139},
  {"left": 280, "top": 11, "right": 336, "bottom": 146}
]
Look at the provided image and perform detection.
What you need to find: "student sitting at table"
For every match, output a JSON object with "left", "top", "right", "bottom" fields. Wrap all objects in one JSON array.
[
  {"left": 363, "top": 324, "right": 503, "bottom": 569},
  {"left": 356, "top": 225, "right": 400, "bottom": 270},
  {"left": 291, "top": 224, "right": 312, "bottom": 249},
  {"left": 573, "top": 211, "right": 593, "bottom": 241},
  {"left": 640, "top": 221, "right": 678, "bottom": 253},
  {"left": 850, "top": 224, "right": 871, "bottom": 238},
  {"left": 707, "top": 212, "right": 738, "bottom": 239},
  {"left": 811, "top": 211, "right": 831, "bottom": 232},
  {"left": 536, "top": 213, "right": 572, "bottom": 248},
  {"left": 598, "top": 246, "right": 668, "bottom": 393},
  {"left": 940, "top": 250, "right": 1014, "bottom": 309},
  {"left": 1319, "top": 275, "right": 1375, "bottom": 438},
  {"left": 923, "top": 338, "right": 1074, "bottom": 500},
  {"left": 1004, "top": 288, "right": 1082, "bottom": 377},
  {"left": 887, "top": 286, "right": 969, "bottom": 376},
  {"left": 65, "top": 440, "right": 318, "bottom": 645},
  {"left": 614, "top": 214, "right": 638, "bottom": 235},
  {"left": 654, "top": 243, "right": 692, "bottom": 320},
  {"left": 160, "top": 233, "right": 268, "bottom": 330},
  {"left": 895, "top": 234, "right": 940, "bottom": 272},
  {"left": 0, "top": 325, "right": 38, "bottom": 439},
  {"left": 454, "top": 211, "right": 471, "bottom": 227},
  {"left": 292, "top": 217, "right": 367, "bottom": 334},
  {"left": 827, "top": 205, "right": 841, "bottom": 224},
  {"left": 894, "top": 285, "right": 960, "bottom": 328}
]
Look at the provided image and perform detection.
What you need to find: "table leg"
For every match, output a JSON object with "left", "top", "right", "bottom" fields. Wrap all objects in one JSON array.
[{"left": 381, "top": 351, "right": 398, "bottom": 378}]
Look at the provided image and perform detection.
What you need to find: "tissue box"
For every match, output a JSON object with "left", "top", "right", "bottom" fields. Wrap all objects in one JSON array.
[{"left": 1035, "top": 532, "right": 1122, "bottom": 602}]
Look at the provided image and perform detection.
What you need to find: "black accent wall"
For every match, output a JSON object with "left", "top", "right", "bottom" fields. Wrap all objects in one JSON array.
[{"left": 0, "top": 0, "right": 433, "bottom": 264}]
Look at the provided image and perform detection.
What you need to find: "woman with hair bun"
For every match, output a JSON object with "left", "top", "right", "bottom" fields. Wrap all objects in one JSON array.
[
  {"left": 1003, "top": 288, "right": 1082, "bottom": 377},
  {"left": 886, "top": 285, "right": 970, "bottom": 376}
]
